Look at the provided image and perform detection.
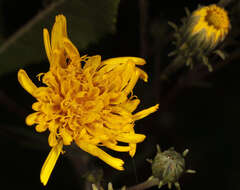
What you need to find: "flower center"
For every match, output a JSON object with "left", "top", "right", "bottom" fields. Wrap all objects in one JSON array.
[{"left": 205, "top": 6, "right": 229, "bottom": 29}]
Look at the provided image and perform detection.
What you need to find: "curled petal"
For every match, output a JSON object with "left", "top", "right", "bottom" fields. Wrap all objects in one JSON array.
[
  {"left": 120, "top": 99, "right": 140, "bottom": 113},
  {"left": 122, "top": 69, "right": 140, "bottom": 95},
  {"left": 76, "top": 141, "right": 124, "bottom": 170},
  {"left": 48, "top": 132, "right": 58, "bottom": 147},
  {"left": 133, "top": 104, "right": 159, "bottom": 121},
  {"left": 129, "top": 143, "right": 137, "bottom": 157},
  {"left": 32, "top": 102, "right": 42, "bottom": 111},
  {"left": 25, "top": 112, "right": 40, "bottom": 126},
  {"left": 40, "top": 141, "right": 63, "bottom": 186},
  {"left": 35, "top": 123, "right": 48, "bottom": 133},
  {"left": 104, "top": 141, "right": 131, "bottom": 152},
  {"left": 116, "top": 133, "right": 146, "bottom": 143},
  {"left": 63, "top": 38, "right": 80, "bottom": 59},
  {"left": 59, "top": 128, "right": 73, "bottom": 145},
  {"left": 110, "top": 106, "right": 132, "bottom": 118},
  {"left": 18, "top": 69, "right": 37, "bottom": 96},
  {"left": 137, "top": 68, "right": 148, "bottom": 82},
  {"left": 83, "top": 55, "right": 101, "bottom": 73},
  {"left": 102, "top": 57, "right": 146, "bottom": 66},
  {"left": 119, "top": 62, "right": 135, "bottom": 91}
]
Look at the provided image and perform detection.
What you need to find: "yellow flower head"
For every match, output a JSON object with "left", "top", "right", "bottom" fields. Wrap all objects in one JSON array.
[
  {"left": 17, "top": 15, "right": 159, "bottom": 185},
  {"left": 187, "top": 4, "right": 230, "bottom": 49}
]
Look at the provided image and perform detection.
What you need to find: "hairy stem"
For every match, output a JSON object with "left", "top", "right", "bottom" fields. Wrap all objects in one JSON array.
[{"left": 126, "top": 177, "right": 159, "bottom": 190}]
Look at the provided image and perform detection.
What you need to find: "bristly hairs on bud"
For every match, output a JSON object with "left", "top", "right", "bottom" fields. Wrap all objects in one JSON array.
[{"left": 146, "top": 145, "right": 196, "bottom": 190}]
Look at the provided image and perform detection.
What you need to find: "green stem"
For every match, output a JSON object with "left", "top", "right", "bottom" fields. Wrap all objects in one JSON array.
[{"left": 126, "top": 177, "right": 159, "bottom": 190}]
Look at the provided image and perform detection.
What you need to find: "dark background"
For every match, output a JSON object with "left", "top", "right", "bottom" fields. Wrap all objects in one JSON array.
[{"left": 0, "top": 0, "right": 238, "bottom": 189}]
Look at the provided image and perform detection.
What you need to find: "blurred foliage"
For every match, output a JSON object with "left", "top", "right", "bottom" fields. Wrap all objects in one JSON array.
[{"left": 0, "top": 0, "right": 120, "bottom": 76}]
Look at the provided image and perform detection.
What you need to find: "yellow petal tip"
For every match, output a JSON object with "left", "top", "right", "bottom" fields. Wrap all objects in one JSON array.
[
  {"left": 133, "top": 104, "right": 159, "bottom": 121},
  {"left": 17, "top": 69, "right": 37, "bottom": 96},
  {"left": 40, "top": 141, "right": 63, "bottom": 186}
]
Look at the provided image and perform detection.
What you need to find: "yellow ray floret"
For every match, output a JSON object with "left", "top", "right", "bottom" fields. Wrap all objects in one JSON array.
[
  {"left": 40, "top": 141, "right": 63, "bottom": 186},
  {"left": 17, "top": 14, "right": 159, "bottom": 185}
]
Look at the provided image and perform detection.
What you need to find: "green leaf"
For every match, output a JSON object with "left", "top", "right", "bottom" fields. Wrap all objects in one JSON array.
[{"left": 0, "top": 0, "right": 120, "bottom": 76}]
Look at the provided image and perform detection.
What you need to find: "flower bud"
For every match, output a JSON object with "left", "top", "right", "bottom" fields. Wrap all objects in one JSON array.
[{"left": 185, "top": 4, "right": 230, "bottom": 50}]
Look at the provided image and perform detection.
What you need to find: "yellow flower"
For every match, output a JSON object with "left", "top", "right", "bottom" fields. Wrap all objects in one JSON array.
[
  {"left": 18, "top": 15, "right": 159, "bottom": 186},
  {"left": 187, "top": 4, "right": 230, "bottom": 49}
]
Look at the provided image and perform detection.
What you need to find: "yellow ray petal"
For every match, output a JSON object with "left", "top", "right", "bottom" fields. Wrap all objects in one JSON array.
[
  {"left": 32, "top": 102, "right": 42, "bottom": 111},
  {"left": 17, "top": 69, "right": 37, "bottom": 96},
  {"left": 83, "top": 55, "right": 101, "bottom": 74},
  {"left": 51, "top": 15, "right": 67, "bottom": 50},
  {"left": 25, "top": 112, "right": 40, "bottom": 126},
  {"left": 104, "top": 141, "right": 131, "bottom": 152},
  {"left": 129, "top": 143, "right": 137, "bottom": 157},
  {"left": 116, "top": 133, "right": 146, "bottom": 143},
  {"left": 58, "top": 15, "right": 67, "bottom": 38},
  {"left": 133, "top": 104, "right": 159, "bottom": 121},
  {"left": 77, "top": 141, "right": 124, "bottom": 170},
  {"left": 50, "top": 49, "right": 61, "bottom": 70},
  {"left": 35, "top": 123, "right": 48, "bottom": 133},
  {"left": 137, "top": 68, "right": 148, "bottom": 82},
  {"left": 48, "top": 132, "right": 58, "bottom": 147},
  {"left": 40, "top": 141, "right": 63, "bottom": 186},
  {"left": 63, "top": 38, "right": 80, "bottom": 59},
  {"left": 122, "top": 69, "right": 140, "bottom": 95},
  {"left": 102, "top": 57, "right": 146, "bottom": 66},
  {"left": 59, "top": 128, "right": 73, "bottom": 145},
  {"left": 119, "top": 62, "right": 135, "bottom": 91},
  {"left": 43, "top": 28, "right": 52, "bottom": 63},
  {"left": 120, "top": 99, "right": 140, "bottom": 113}
]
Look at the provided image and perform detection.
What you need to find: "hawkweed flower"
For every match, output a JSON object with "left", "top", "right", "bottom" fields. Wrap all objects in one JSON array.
[
  {"left": 186, "top": 4, "right": 230, "bottom": 50},
  {"left": 18, "top": 15, "right": 159, "bottom": 185}
]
